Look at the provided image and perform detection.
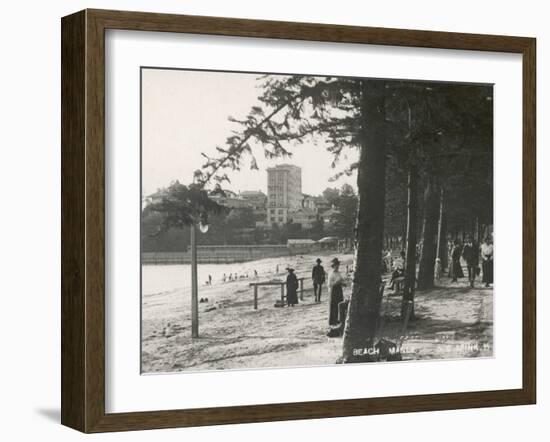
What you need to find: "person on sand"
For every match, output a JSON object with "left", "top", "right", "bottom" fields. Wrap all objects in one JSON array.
[
  {"left": 449, "top": 239, "right": 464, "bottom": 282},
  {"left": 383, "top": 249, "right": 392, "bottom": 273},
  {"left": 328, "top": 258, "right": 346, "bottom": 326},
  {"left": 311, "top": 258, "right": 325, "bottom": 303},
  {"left": 462, "top": 236, "right": 479, "bottom": 288},
  {"left": 481, "top": 236, "right": 494, "bottom": 287},
  {"left": 285, "top": 268, "right": 299, "bottom": 307},
  {"left": 389, "top": 251, "right": 405, "bottom": 290}
]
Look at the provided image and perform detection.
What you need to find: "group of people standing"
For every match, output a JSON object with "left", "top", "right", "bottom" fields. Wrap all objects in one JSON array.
[
  {"left": 285, "top": 257, "right": 348, "bottom": 329},
  {"left": 449, "top": 236, "right": 493, "bottom": 288},
  {"left": 307, "top": 257, "right": 348, "bottom": 326},
  {"left": 283, "top": 235, "right": 493, "bottom": 333}
]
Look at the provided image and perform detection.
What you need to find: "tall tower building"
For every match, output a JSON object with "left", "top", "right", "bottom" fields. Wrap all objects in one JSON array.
[{"left": 266, "top": 164, "right": 302, "bottom": 226}]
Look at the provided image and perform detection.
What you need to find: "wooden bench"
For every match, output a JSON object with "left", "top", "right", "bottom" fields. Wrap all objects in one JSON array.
[{"left": 249, "top": 278, "right": 305, "bottom": 309}]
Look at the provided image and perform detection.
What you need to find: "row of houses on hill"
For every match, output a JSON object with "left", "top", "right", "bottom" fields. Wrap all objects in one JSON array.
[{"left": 144, "top": 164, "right": 341, "bottom": 230}]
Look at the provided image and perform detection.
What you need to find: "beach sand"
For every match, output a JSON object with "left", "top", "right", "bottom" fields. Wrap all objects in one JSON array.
[{"left": 141, "top": 253, "right": 493, "bottom": 373}]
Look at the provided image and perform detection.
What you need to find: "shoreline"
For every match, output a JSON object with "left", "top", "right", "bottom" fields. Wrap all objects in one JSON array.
[{"left": 142, "top": 251, "right": 354, "bottom": 297}]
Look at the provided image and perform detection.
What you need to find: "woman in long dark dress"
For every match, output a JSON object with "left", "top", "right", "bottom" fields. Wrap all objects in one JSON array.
[
  {"left": 449, "top": 239, "right": 464, "bottom": 282},
  {"left": 285, "top": 268, "right": 299, "bottom": 306},
  {"left": 480, "top": 236, "right": 494, "bottom": 287},
  {"left": 328, "top": 258, "right": 345, "bottom": 325}
]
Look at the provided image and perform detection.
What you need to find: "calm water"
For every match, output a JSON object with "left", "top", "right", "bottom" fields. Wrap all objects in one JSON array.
[{"left": 141, "top": 257, "right": 291, "bottom": 296}]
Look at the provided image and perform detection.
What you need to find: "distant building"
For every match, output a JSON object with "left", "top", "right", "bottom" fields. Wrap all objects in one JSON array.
[
  {"left": 210, "top": 194, "right": 251, "bottom": 209},
  {"left": 287, "top": 238, "right": 320, "bottom": 254},
  {"left": 288, "top": 208, "right": 318, "bottom": 229},
  {"left": 302, "top": 194, "right": 332, "bottom": 217},
  {"left": 320, "top": 207, "right": 341, "bottom": 226},
  {"left": 318, "top": 236, "right": 339, "bottom": 250},
  {"left": 313, "top": 196, "right": 331, "bottom": 213},
  {"left": 241, "top": 190, "right": 267, "bottom": 208},
  {"left": 144, "top": 189, "right": 167, "bottom": 208},
  {"left": 241, "top": 190, "right": 267, "bottom": 216},
  {"left": 267, "top": 164, "right": 302, "bottom": 225},
  {"left": 301, "top": 194, "right": 317, "bottom": 211},
  {"left": 240, "top": 190, "right": 268, "bottom": 228}
]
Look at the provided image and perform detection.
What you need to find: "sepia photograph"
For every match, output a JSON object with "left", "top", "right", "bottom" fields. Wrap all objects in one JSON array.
[{"left": 140, "top": 67, "right": 494, "bottom": 374}]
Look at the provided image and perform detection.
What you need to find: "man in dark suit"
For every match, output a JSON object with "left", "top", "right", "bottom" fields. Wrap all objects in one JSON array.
[
  {"left": 311, "top": 258, "right": 326, "bottom": 302},
  {"left": 462, "top": 236, "right": 479, "bottom": 288}
]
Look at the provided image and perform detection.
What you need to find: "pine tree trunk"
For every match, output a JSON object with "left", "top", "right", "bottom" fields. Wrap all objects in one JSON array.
[
  {"left": 417, "top": 176, "right": 440, "bottom": 290},
  {"left": 438, "top": 212, "right": 448, "bottom": 270},
  {"left": 402, "top": 164, "right": 417, "bottom": 319},
  {"left": 436, "top": 188, "right": 444, "bottom": 259},
  {"left": 341, "top": 80, "right": 386, "bottom": 363}
]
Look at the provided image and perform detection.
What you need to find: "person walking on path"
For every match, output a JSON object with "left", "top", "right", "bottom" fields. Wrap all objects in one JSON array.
[
  {"left": 285, "top": 268, "right": 299, "bottom": 307},
  {"left": 389, "top": 250, "right": 405, "bottom": 290},
  {"left": 311, "top": 258, "right": 326, "bottom": 303},
  {"left": 383, "top": 249, "right": 392, "bottom": 273},
  {"left": 449, "top": 239, "right": 464, "bottom": 283},
  {"left": 462, "top": 237, "right": 479, "bottom": 288},
  {"left": 328, "top": 258, "right": 346, "bottom": 326},
  {"left": 481, "top": 236, "right": 494, "bottom": 287}
]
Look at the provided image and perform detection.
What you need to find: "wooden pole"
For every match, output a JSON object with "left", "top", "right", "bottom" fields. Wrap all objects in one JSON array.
[
  {"left": 253, "top": 285, "right": 258, "bottom": 310},
  {"left": 191, "top": 223, "right": 199, "bottom": 338},
  {"left": 299, "top": 278, "right": 304, "bottom": 301}
]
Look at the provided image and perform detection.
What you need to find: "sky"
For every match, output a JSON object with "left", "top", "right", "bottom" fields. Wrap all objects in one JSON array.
[{"left": 141, "top": 68, "right": 358, "bottom": 197}]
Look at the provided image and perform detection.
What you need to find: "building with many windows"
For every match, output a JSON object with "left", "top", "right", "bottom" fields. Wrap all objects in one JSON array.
[{"left": 266, "top": 164, "right": 302, "bottom": 225}]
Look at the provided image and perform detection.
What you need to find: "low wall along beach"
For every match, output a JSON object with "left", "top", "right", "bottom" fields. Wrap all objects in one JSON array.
[{"left": 142, "top": 244, "right": 293, "bottom": 264}]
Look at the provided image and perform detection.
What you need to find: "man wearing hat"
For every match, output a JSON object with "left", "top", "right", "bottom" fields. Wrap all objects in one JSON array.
[{"left": 311, "top": 258, "right": 326, "bottom": 302}]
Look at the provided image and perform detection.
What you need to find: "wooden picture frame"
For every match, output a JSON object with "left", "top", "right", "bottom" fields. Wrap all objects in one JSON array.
[{"left": 61, "top": 9, "right": 536, "bottom": 433}]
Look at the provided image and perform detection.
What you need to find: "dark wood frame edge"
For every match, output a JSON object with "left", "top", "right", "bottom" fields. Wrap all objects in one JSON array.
[{"left": 61, "top": 9, "right": 536, "bottom": 433}]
